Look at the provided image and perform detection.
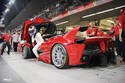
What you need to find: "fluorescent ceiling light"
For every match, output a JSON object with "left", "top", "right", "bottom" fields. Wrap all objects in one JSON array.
[
  {"left": 0, "top": 23, "right": 5, "bottom": 27},
  {"left": 96, "top": 8, "right": 114, "bottom": 15},
  {"left": 56, "top": 21, "right": 69, "bottom": 26},
  {"left": 82, "top": 5, "right": 125, "bottom": 18},
  {"left": 5, "top": 8, "right": 10, "bottom": 13},
  {"left": 8, "top": 0, "right": 15, "bottom": 5},
  {"left": 82, "top": 13, "right": 97, "bottom": 18},
  {"left": 106, "top": 20, "right": 114, "bottom": 23},
  {"left": 114, "top": 5, "right": 125, "bottom": 9},
  {"left": 1, "top": 18, "right": 5, "bottom": 22}
]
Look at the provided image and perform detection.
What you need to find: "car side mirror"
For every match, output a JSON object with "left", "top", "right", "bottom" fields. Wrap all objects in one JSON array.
[{"left": 75, "top": 37, "right": 86, "bottom": 44}]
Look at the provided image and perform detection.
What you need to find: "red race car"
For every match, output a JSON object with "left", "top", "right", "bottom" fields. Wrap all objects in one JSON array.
[{"left": 21, "top": 17, "right": 116, "bottom": 69}]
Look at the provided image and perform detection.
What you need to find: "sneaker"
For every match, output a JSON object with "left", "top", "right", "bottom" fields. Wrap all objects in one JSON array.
[{"left": 35, "top": 58, "right": 40, "bottom": 62}]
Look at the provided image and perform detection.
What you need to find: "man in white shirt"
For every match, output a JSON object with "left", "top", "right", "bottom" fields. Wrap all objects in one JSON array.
[
  {"left": 12, "top": 32, "right": 19, "bottom": 52},
  {"left": 32, "top": 27, "right": 46, "bottom": 60}
]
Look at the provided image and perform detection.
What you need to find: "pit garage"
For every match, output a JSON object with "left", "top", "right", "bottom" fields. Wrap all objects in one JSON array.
[{"left": 0, "top": 0, "right": 125, "bottom": 83}]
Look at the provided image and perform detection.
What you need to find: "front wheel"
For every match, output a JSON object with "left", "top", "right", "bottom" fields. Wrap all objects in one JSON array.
[
  {"left": 99, "top": 54, "right": 108, "bottom": 67},
  {"left": 51, "top": 44, "right": 68, "bottom": 69},
  {"left": 22, "top": 46, "right": 31, "bottom": 59}
]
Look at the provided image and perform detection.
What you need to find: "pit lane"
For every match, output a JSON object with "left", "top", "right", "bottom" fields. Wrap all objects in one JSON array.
[{"left": 0, "top": 52, "right": 125, "bottom": 83}]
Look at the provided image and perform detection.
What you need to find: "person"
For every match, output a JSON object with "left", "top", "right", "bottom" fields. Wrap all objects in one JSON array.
[
  {"left": 86, "top": 22, "right": 98, "bottom": 37},
  {"left": 111, "top": 21, "right": 121, "bottom": 56},
  {"left": 12, "top": 31, "right": 19, "bottom": 52},
  {"left": 0, "top": 31, "right": 12, "bottom": 55},
  {"left": 32, "top": 26, "right": 46, "bottom": 61},
  {"left": 0, "top": 31, "right": 4, "bottom": 43},
  {"left": 17, "top": 30, "right": 22, "bottom": 52},
  {"left": 118, "top": 9, "right": 125, "bottom": 63},
  {"left": 97, "top": 28, "right": 104, "bottom": 36}
]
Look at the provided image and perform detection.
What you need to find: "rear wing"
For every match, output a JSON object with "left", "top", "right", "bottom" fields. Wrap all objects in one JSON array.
[
  {"left": 84, "top": 37, "right": 111, "bottom": 44},
  {"left": 84, "top": 36, "right": 112, "bottom": 53}
]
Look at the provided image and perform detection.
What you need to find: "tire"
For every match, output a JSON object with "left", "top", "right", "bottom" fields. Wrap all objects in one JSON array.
[
  {"left": 100, "top": 54, "right": 108, "bottom": 67},
  {"left": 22, "top": 46, "right": 31, "bottom": 59},
  {"left": 87, "top": 55, "right": 95, "bottom": 67},
  {"left": 106, "top": 51, "right": 116, "bottom": 65},
  {"left": 110, "top": 52, "right": 116, "bottom": 65},
  {"left": 51, "top": 44, "right": 68, "bottom": 69}
]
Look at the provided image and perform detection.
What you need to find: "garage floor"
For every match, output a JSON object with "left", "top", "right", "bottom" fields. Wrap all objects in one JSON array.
[{"left": 0, "top": 52, "right": 125, "bottom": 83}]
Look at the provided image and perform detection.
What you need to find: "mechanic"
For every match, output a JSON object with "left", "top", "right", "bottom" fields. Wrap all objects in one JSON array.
[
  {"left": 12, "top": 31, "right": 19, "bottom": 52},
  {"left": 28, "top": 26, "right": 36, "bottom": 45},
  {"left": 111, "top": 20, "right": 121, "bottom": 56},
  {"left": 118, "top": 9, "right": 125, "bottom": 63},
  {"left": 0, "top": 31, "right": 12, "bottom": 55},
  {"left": 86, "top": 22, "right": 98, "bottom": 37},
  {"left": 0, "top": 31, "right": 4, "bottom": 43},
  {"left": 32, "top": 26, "right": 46, "bottom": 61},
  {"left": 97, "top": 28, "right": 104, "bottom": 36}
]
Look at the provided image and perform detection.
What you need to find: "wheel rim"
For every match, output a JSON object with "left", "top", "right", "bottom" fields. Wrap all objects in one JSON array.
[
  {"left": 52, "top": 44, "right": 67, "bottom": 67},
  {"left": 22, "top": 47, "right": 27, "bottom": 58},
  {"left": 22, "top": 47, "right": 26, "bottom": 56}
]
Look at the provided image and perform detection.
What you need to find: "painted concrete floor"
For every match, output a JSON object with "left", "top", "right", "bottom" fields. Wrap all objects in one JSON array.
[{"left": 0, "top": 52, "right": 125, "bottom": 83}]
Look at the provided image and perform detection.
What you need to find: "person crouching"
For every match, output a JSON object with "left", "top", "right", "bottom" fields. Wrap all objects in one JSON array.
[{"left": 32, "top": 26, "right": 46, "bottom": 61}]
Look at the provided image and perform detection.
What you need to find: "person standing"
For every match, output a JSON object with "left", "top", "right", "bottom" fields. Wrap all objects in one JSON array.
[
  {"left": 111, "top": 20, "right": 121, "bottom": 56},
  {"left": 97, "top": 28, "right": 104, "bottom": 36},
  {"left": 86, "top": 22, "right": 98, "bottom": 37},
  {"left": 118, "top": 9, "right": 125, "bottom": 63},
  {"left": 12, "top": 31, "right": 19, "bottom": 52},
  {"left": 1, "top": 32, "right": 12, "bottom": 55}
]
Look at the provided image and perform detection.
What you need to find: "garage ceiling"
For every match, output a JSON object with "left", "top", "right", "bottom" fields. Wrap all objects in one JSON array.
[
  {"left": 5, "top": 0, "right": 58, "bottom": 29},
  {"left": 3, "top": 0, "right": 32, "bottom": 25},
  {"left": 0, "top": 0, "right": 10, "bottom": 19},
  {"left": 2, "top": 0, "right": 125, "bottom": 30},
  {"left": 54, "top": 0, "right": 125, "bottom": 27}
]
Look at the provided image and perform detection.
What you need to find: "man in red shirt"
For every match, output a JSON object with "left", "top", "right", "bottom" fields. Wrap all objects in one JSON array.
[
  {"left": 111, "top": 22, "right": 121, "bottom": 57},
  {"left": 1, "top": 32, "right": 12, "bottom": 55},
  {"left": 97, "top": 29, "right": 104, "bottom": 36},
  {"left": 86, "top": 22, "right": 98, "bottom": 37},
  {"left": 119, "top": 9, "right": 125, "bottom": 41},
  {"left": 118, "top": 9, "right": 125, "bottom": 62},
  {"left": 110, "top": 22, "right": 120, "bottom": 38}
]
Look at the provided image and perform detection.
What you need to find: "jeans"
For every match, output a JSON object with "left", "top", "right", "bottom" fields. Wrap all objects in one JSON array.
[{"left": 1, "top": 42, "right": 11, "bottom": 55}]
